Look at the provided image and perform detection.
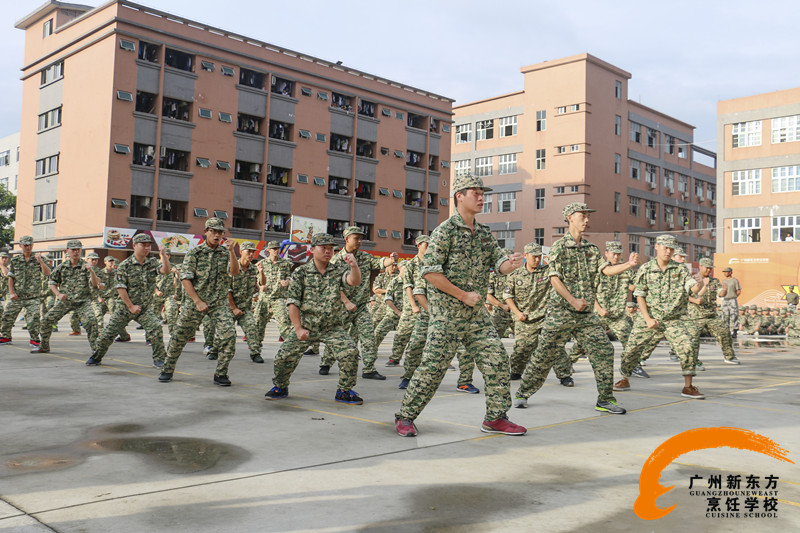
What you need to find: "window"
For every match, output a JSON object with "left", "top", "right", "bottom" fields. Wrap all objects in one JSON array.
[
  {"left": 498, "top": 192, "right": 516, "bottom": 212},
  {"left": 536, "top": 110, "right": 546, "bottom": 131},
  {"left": 664, "top": 205, "right": 674, "bottom": 227},
  {"left": 405, "top": 189, "right": 424, "bottom": 207},
  {"left": 314, "top": 177, "right": 325, "bottom": 186},
  {"left": 473, "top": 156, "right": 493, "bottom": 177},
  {"left": 116, "top": 90, "right": 133, "bottom": 102},
  {"left": 298, "top": 130, "right": 312, "bottom": 139},
  {"left": 455, "top": 123, "right": 472, "bottom": 144},
  {"left": 430, "top": 118, "right": 439, "bottom": 133},
  {"left": 481, "top": 193, "right": 492, "bottom": 214},
  {"left": 296, "top": 174, "right": 309, "bottom": 184},
  {"left": 645, "top": 200, "right": 657, "bottom": 222},
  {"left": 330, "top": 92, "right": 351, "bottom": 110},
  {"left": 646, "top": 128, "right": 657, "bottom": 148},
  {"left": 272, "top": 77, "right": 294, "bottom": 97},
  {"left": 772, "top": 165, "right": 800, "bottom": 192},
  {"left": 300, "top": 87, "right": 312, "bottom": 97},
  {"left": 403, "top": 228, "right": 422, "bottom": 246},
  {"left": 498, "top": 154, "right": 517, "bottom": 175},
  {"left": 614, "top": 153, "right": 621, "bottom": 174},
  {"left": 678, "top": 145, "right": 687, "bottom": 159},
  {"left": 695, "top": 212, "right": 704, "bottom": 230},
  {"left": 219, "top": 112, "right": 232, "bottom": 123},
  {"left": 355, "top": 180, "right": 372, "bottom": 199},
  {"left": 395, "top": 112, "right": 403, "bottom": 120},
  {"left": 496, "top": 230, "right": 515, "bottom": 250},
  {"left": 113, "top": 144, "right": 130, "bottom": 154},
  {"left": 120, "top": 39, "right": 135, "bottom": 51},
  {"left": 135, "top": 91, "right": 157, "bottom": 114},
  {"left": 732, "top": 121, "right": 762, "bottom": 148},
  {"left": 316, "top": 133, "right": 326, "bottom": 142},
  {"left": 43, "top": 19, "right": 53, "bottom": 38},
  {"left": 555, "top": 186, "right": 565, "bottom": 194},
  {"left": 201, "top": 60, "right": 215, "bottom": 72},
  {"left": 569, "top": 185, "right": 579, "bottom": 193},
  {"left": 406, "top": 150, "right": 423, "bottom": 167},
  {"left": 570, "top": 104, "right": 580, "bottom": 112},
  {"left": 731, "top": 170, "right": 761, "bottom": 196},
  {"left": 33, "top": 202, "right": 57, "bottom": 222},
  {"left": 35, "top": 155, "right": 59, "bottom": 176},
  {"left": 381, "top": 107, "right": 391, "bottom": 117},
  {"left": 221, "top": 66, "right": 235, "bottom": 77},
  {"left": 160, "top": 148, "right": 189, "bottom": 171},
  {"left": 232, "top": 208, "right": 260, "bottom": 230},
  {"left": 499, "top": 116, "right": 517, "bottom": 137},
  {"left": 317, "top": 91, "right": 328, "bottom": 101},
  {"left": 0, "top": 151, "right": 8, "bottom": 167},
  {"left": 646, "top": 164, "right": 658, "bottom": 186},
  {"left": 536, "top": 149, "right": 546, "bottom": 170},
  {"left": 629, "top": 160, "right": 639, "bottom": 180},
  {"left": 156, "top": 199, "right": 186, "bottom": 222},
  {"left": 267, "top": 166, "right": 290, "bottom": 186},
  {"left": 772, "top": 115, "right": 800, "bottom": 144},
  {"left": 558, "top": 146, "right": 567, "bottom": 154},
  {"left": 130, "top": 196, "right": 151, "bottom": 218},
  {"left": 630, "top": 122, "right": 641, "bottom": 143},
  {"left": 237, "top": 113, "right": 263, "bottom": 135},
  {"left": 40, "top": 61, "right": 64, "bottom": 85},
  {"left": 629, "top": 196, "right": 640, "bottom": 216},
  {"left": 407, "top": 113, "right": 426, "bottom": 129},
  {"left": 330, "top": 134, "right": 352, "bottom": 153},
  {"left": 440, "top": 198, "right": 449, "bottom": 206},
  {"left": 664, "top": 170, "right": 675, "bottom": 192},
  {"left": 269, "top": 120, "right": 292, "bottom": 141},
  {"left": 557, "top": 106, "right": 566, "bottom": 114},
  {"left": 133, "top": 143, "right": 155, "bottom": 166},
  {"left": 327, "top": 219, "right": 349, "bottom": 239},
  {"left": 391, "top": 231, "right": 402, "bottom": 239},
  {"left": 615, "top": 115, "right": 621, "bottom": 135},
  {"left": 138, "top": 41, "right": 159, "bottom": 63},
  {"left": 476, "top": 120, "right": 494, "bottom": 141},
  {"left": 556, "top": 227, "right": 566, "bottom": 235},
  {"left": 664, "top": 134, "right": 675, "bottom": 155},
  {"left": 535, "top": 188, "right": 545, "bottom": 210},
  {"left": 646, "top": 237, "right": 656, "bottom": 257},
  {"left": 772, "top": 215, "right": 800, "bottom": 242},
  {"left": 193, "top": 208, "right": 208, "bottom": 217},
  {"left": 732, "top": 218, "right": 761, "bottom": 243},
  {"left": 214, "top": 210, "right": 228, "bottom": 219},
  {"left": 38, "top": 107, "right": 62, "bottom": 131},
  {"left": 234, "top": 161, "right": 261, "bottom": 181},
  {"left": 534, "top": 228, "right": 544, "bottom": 246},
  {"left": 455, "top": 160, "right": 471, "bottom": 177},
  {"left": 215, "top": 160, "right": 230, "bottom": 170},
  {"left": 615, "top": 80, "right": 622, "bottom": 99},
  {"left": 393, "top": 190, "right": 403, "bottom": 198},
  {"left": 111, "top": 199, "right": 128, "bottom": 209},
  {"left": 378, "top": 187, "right": 389, "bottom": 196},
  {"left": 614, "top": 192, "right": 620, "bottom": 213},
  {"left": 695, "top": 179, "right": 704, "bottom": 199},
  {"left": 239, "top": 68, "right": 265, "bottom": 90},
  {"left": 162, "top": 97, "right": 192, "bottom": 121},
  {"left": 378, "top": 229, "right": 388, "bottom": 238},
  {"left": 442, "top": 124, "right": 450, "bottom": 133},
  {"left": 629, "top": 235, "right": 640, "bottom": 254},
  {"left": 266, "top": 212, "right": 290, "bottom": 233},
  {"left": 164, "top": 48, "right": 194, "bottom": 72},
  {"left": 357, "top": 99, "right": 375, "bottom": 118},
  {"left": 571, "top": 144, "right": 580, "bottom": 152},
  {"left": 679, "top": 208, "right": 690, "bottom": 230},
  {"left": 328, "top": 176, "right": 350, "bottom": 196},
  {"left": 678, "top": 174, "right": 690, "bottom": 194}
]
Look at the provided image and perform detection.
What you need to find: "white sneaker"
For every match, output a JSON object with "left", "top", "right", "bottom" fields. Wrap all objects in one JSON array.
[
  {"left": 203, "top": 345, "right": 212, "bottom": 355},
  {"left": 513, "top": 396, "right": 528, "bottom": 409},
  {"left": 724, "top": 357, "right": 741, "bottom": 365}
]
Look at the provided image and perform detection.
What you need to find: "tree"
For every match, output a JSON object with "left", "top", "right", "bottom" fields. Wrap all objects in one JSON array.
[{"left": 0, "top": 187, "right": 16, "bottom": 249}]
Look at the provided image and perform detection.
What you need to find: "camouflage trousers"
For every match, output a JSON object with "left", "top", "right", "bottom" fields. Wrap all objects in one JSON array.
[
  {"left": 164, "top": 296, "right": 180, "bottom": 336},
  {"left": 322, "top": 306, "right": 380, "bottom": 373},
  {"left": 254, "top": 295, "right": 290, "bottom": 344},
  {"left": 70, "top": 311, "right": 82, "bottom": 333},
  {"left": 686, "top": 315, "right": 736, "bottom": 362},
  {"left": 721, "top": 299, "right": 739, "bottom": 335},
  {"left": 226, "top": 309, "right": 261, "bottom": 357},
  {"left": 94, "top": 299, "right": 130, "bottom": 341},
  {"left": 273, "top": 326, "right": 359, "bottom": 391},
  {"left": 371, "top": 301, "right": 388, "bottom": 328},
  {"left": 570, "top": 315, "right": 632, "bottom": 363},
  {"left": 1, "top": 298, "right": 41, "bottom": 341},
  {"left": 373, "top": 311, "right": 400, "bottom": 349},
  {"left": 621, "top": 315, "right": 696, "bottom": 377},
  {"left": 453, "top": 344, "right": 477, "bottom": 387},
  {"left": 202, "top": 315, "right": 216, "bottom": 351},
  {"left": 402, "top": 309, "right": 429, "bottom": 380},
  {"left": 491, "top": 307, "right": 514, "bottom": 338},
  {"left": 517, "top": 309, "right": 615, "bottom": 403},
  {"left": 397, "top": 306, "right": 511, "bottom": 422},
  {"left": 152, "top": 295, "right": 167, "bottom": 321},
  {"left": 94, "top": 304, "right": 166, "bottom": 362},
  {"left": 510, "top": 318, "right": 572, "bottom": 378},
  {"left": 163, "top": 303, "right": 236, "bottom": 376},
  {"left": 41, "top": 299, "right": 99, "bottom": 351},
  {"left": 391, "top": 309, "right": 417, "bottom": 359}
]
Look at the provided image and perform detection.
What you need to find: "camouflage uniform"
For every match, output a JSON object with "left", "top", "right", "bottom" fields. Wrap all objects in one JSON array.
[
  {"left": 515, "top": 232, "right": 617, "bottom": 404},
  {"left": 370, "top": 271, "right": 393, "bottom": 328},
  {"left": 488, "top": 270, "right": 513, "bottom": 337},
  {"left": 163, "top": 270, "right": 181, "bottom": 336},
  {"left": 758, "top": 310, "right": 774, "bottom": 335},
  {"left": 162, "top": 240, "right": 236, "bottom": 378},
  {"left": 402, "top": 259, "right": 432, "bottom": 382},
  {"left": 152, "top": 271, "right": 173, "bottom": 320},
  {"left": 2, "top": 253, "right": 47, "bottom": 342},
  {"left": 92, "top": 253, "right": 166, "bottom": 363},
  {"left": 94, "top": 262, "right": 130, "bottom": 341},
  {"left": 740, "top": 307, "right": 761, "bottom": 335},
  {"left": 41, "top": 256, "right": 100, "bottom": 351},
  {"left": 373, "top": 273, "right": 404, "bottom": 348},
  {"left": 255, "top": 253, "right": 293, "bottom": 343},
  {"left": 225, "top": 260, "right": 261, "bottom": 359},
  {"left": 0, "top": 255, "right": 8, "bottom": 323},
  {"left": 271, "top": 251, "right": 359, "bottom": 392},
  {"left": 785, "top": 311, "right": 800, "bottom": 338},
  {"left": 385, "top": 257, "right": 419, "bottom": 360},
  {"left": 686, "top": 264, "right": 736, "bottom": 362},
  {"left": 396, "top": 211, "right": 513, "bottom": 422},
  {"left": 619, "top": 258, "right": 698, "bottom": 377}
]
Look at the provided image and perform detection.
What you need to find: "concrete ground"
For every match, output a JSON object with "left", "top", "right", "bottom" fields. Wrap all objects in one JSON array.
[{"left": 1, "top": 318, "right": 799, "bottom": 532}]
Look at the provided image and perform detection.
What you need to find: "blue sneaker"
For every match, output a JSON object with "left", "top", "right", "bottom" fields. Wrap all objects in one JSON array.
[
  {"left": 398, "top": 378, "right": 409, "bottom": 389},
  {"left": 457, "top": 383, "right": 480, "bottom": 394},
  {"left": 335, "top": 389, "right": 363, "bottom": 405},
  {"left": 264, "top": 386, "right": 288, "bottom": 400}
]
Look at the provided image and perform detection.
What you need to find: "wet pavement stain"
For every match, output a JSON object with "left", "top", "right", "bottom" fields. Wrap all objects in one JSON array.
[{"left": 4, "top": 454, "right": 80, "bottom": 472}]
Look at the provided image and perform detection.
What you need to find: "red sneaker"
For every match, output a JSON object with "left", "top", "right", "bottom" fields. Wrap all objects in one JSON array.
[
  {"left": 69, "top": 332, "right": 81, "bottom": 336},
  {"left": 188, "top": 337, "right": 196, "bottom": 342},
  {"left": 481, "top": 415, "right": 527, "bottom": 435},
  {"left": 0, "top": 337, "right": 11, "bottom": 345},
  {"left": 395, "top": 418, "right": 418, "bottom": 437}
]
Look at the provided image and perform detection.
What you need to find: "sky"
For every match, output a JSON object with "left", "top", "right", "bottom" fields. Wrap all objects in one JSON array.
[{"left": 3, "top": 0, "right": 800, "bottom": 153}]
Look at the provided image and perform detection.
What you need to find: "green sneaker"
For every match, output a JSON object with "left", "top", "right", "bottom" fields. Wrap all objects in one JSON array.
[{"left": 595, "top": 400, "right": 626, "bottom": 415}]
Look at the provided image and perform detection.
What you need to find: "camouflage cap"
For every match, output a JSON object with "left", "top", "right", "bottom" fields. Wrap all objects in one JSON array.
[
  {"left": 414, "top": 234, "right": 430, "bottom": 246},
  {"left": 656, "top": 234, "right": 678, "bottom": 248},
  {"left": 266, "top": 240, "right": 281, "bottom": 250},
  {"left": 104, "top": 256, "right": 115, "bottom": 263},
  {"left": 0, "top": 251, "right": 9, "bottom": 258},
  {"left": 757, "top": 307, "right": 763, "bottom": 312},
  {"left": 722, "top": 267, "right": 733, "bottom": 272},
  {"left": 66, "top": 239, "right": 83, "bottom": 249},
  {"left": 605, "top": 241, "right": 623, "bottom": 253},
  {"left": 132, "top": 233, "right": 152, "bottom": 244},
  {"left": 626, "top": 301, "right": 638, "bottom": 308},
  {"left": 205, "top": 217, "right": 225, "bottom": 231},
  {"left": 699, "top": 258, "right": 713, "bottom": 268},
  {"left": 343, "top": 226, "right": 365, "bottom": 238},
  {"left": 524, "top": 242, "right": 543, "bottom": 255},
  {"left": 780, "top": 309, "right": 787, "bottom": 315},
  {"left": 738, "top": 306, "right": 745, "bottom": 311},
  {"left": 239, "top": 241, "right": 256, "bottom": 251},
  {"left": 108, "top": 257, "right": 119, "bottom": 264},
  {"left": 673, "top": 247, "right": 686, "bottom": 257},
  {"left": 19, "top": 236, "right": 34, "bottom": 245},
  {"left": 562, "top": 202, "right": 595, "bottom": 221},
  {"left": 749, "top": 305, "right": 757, "bottom": 310},
  {"left": 86, "top": 252, "right": 101, "bottom": 259},
  {"left": 452, "top": 174, "right": 492, "bottom": 194},
  {"left": 311, "top": 233, "right": 336, "bottom": 247}
]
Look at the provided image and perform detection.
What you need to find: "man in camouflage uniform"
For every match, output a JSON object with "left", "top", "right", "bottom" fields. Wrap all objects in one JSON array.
[
  {"left": 395, "top": 175, "right": 527, "bottom": 437},
  {"left": 319, "top": 226, "right": 396, "bottom": 380},
  {"left": 0, "top": 236, "right": 52, "bottom": 348},
  {"left": 487, "top": 260, "right": 514, "bottom": 338},
  {"left": 686, "top": 258, "right": 739, "bottom": 365},
  {"left": 224, "top": 241, "right": 266, "bottom": 363},
  {"left": 758, "top": 307, "right": 775, "bottom": 335},
  {"left": 152, "top": 255, "right": 174, "bottom": 322},
  {"left": 39, "top": 240, "right": 102, "bottom": 353},
  {"left": 504, "top": 243, "right": 573, "bottom": 386},
  {"left": 265, "top": 233, "right": 365, "bottom": 404},
  {"left": 159, "top": 217, "right": 240, "bottom": 386},
  {"left": 0, "top": 251, "right": 10, "bottom": 324},
  {"left": 254, "top": 241, "right": 293, "bottom": 345},
  {"left": 785, "top": 308, "right": 800, "bottom": 343},
  {"left": 93, "top": 256, "right": 117, "bottom": 327},
  {"left": 399, "top": 242, "right": 433, "bottom": 390},
  {"left": 372, "top": 263, "right": 405, "bottom": 349},
  {"left": 739, "top": 305, "right": 760, "bottom": 335},
  {"left": 86, "top": 234, "right": 170, "bottom": 367},
  {"left": 512, "top": 204, "right": 638, "bottom": 413},
  {"left": 614, "top": 234, "right": 707, "bottom": 399},
  {"left": 384, "top": 236, "right": 427, "bottom": 367},
  {"left": 370, "top": 263, "right": 397, "bottom": 328},
  {"left": 163, "top": 265, "right": 181, "bottom": 336},
  {"left": 720, "top": 267, "right": 742, "bottom": 337}
]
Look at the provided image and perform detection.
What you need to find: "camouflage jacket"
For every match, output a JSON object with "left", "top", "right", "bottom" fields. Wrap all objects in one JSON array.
[
  {"left": 633, "top": 259, "right": 697, "bottom": 321},
  {"left": 740, "top": 313, "right": 760, "bottom": 334},
  {"left": 372, "top": 271, "right": 394, "bottom": 306},
  {"left": 785, "top": 314, "right": 800, "bottom": 337},
  {"left": 49, "top": 261, "right": 94, "bottom": 303},
  {"left": 156, "top": 271, "right": 176, "bottom": 297},
  {"left": 688, "top": 276, "right": 723, "bottom": 319},
  {"left": 546, "top": 233, "right": 609, "bottom": 313},
  {"left": 285, "top": 259, "right": 350, "bottom": 332},
  {"left": 401, "top": 256, "right": 420, "bottom": 309},
  {"left": 383, "top": 274, "right": 404, "bottom": 311},
  {"left": 262, "top": 256, "right": 293, "bottom": 299},
  {"left": 180, "top": 243, "right": 231, "bottom": 308},
  {"left": 229, "top": 262, "right": 259, "bottom": 310},
  {"left": 332, "top": 248, "right": 383, "bottom": 308},
  {"left": 0, "top": 271, "right": 7, "bottom": 298},
  {"left": 8, "top": 255, "right": 47, "bottom": 300},
  {"left": 412, "top": 258, "right": 430, "bottom": 297},
  {"left": 97, "top": 267, "right": 119, "bottom": 300},
  {"left": 596, "top": 268, "right": 633, "bottom": 319},
  {"left": 115, "top": 256, "right": 161, "bottom": 306},
  {"left": 502, "top": 265, "right": 550, "bottom": 322},
  {"left": 421, "top": 212, "right": 507, "bottom": 319}
]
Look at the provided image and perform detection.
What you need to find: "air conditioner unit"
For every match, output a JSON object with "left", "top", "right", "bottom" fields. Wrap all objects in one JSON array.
[
  {"left": 140, "top": 197, "right": 151, "bottom": 209},
  {"left": 711, "top": 198, "right": 716, "bottom": 205},
  {"left": 667, "top": 222, "right": 674, "bottom": 229},
  {"left": 682, "top": 193, "right": 689, "bottom": 200},
  {"left": 648, "top": 181, "right": 656, "bottom": 190},
  {"left": 253, "top": 163, "right": 261, "bottom": 173},
  {"left": 697, "top": 195, "right": 704, "bottom": 202},
  {"left": 667, "top": 186, "right": 674, "bottom": 194},
  {"left": 647, "top": 218, "right": 656, "bottom": 226}
]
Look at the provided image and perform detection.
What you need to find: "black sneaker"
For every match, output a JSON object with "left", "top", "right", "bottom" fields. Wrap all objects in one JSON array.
[
  {"left": 560, "top": 376, "right": 574, "bottom": 387},
  {"left": 213, "top": 374, "right": 232, "bottom": 386},
  {"left": 319, "top": 365, "right": 330, "bottom": 375},
  {"left": 85, "top": 355, "right": 101, "bottom": 366},
  {"left": 114, "top": 336, "right": 131, "bottom": 343},
  {"left": 152, "top": 360, "right": 164, "bottom": 369},
  {"left": 631, "top": 365, "right": 650, "bottom": 378},
  {"left": 362, "top": 370, "right": 386, "bottom": 380},
  {"left": 509, "top": 372, "right": 522, "bottom": 380},
  {"left": 251, "top": 354, "right": 265, "bottom": 363},
  {"left": 303, "top": 348, "right": 318, "bottom": 356},
  {"left": 32, "top": 346, "right": 50, "bottom": 353},
  {"left": 264, "top": 386, "right": 288, "bottom": 400},
  {"left": 207, "top": 352, "right": 218, "bottom": 360},
  {"left": 158, "top": 372, "right": 173, "bottom": 382},
  {"left": 398, "top": 378, "right": 410, "bottom": 389},
  {"left": 335, "top": 389, "right": 363, "bottom": 404},
  {"left": 595, "top": 400, "right": 626, "bottom": 415}
]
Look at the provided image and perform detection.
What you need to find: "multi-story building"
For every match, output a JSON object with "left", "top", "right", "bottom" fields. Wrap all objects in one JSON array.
[
  {"left": 14, "top": 0, "right": 452, "bottom": 256},
  {"left": 715, "top": 87, "right": 800, "bottom": 306},
  {"left": 452, "top": 53, "right": 717, "bottom": 262},
  {"left": 0, "top": 132, "right": 20, "bottom": 195}
]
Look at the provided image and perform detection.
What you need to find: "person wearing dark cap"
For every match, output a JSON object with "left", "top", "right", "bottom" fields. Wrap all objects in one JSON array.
[
  {"left": 158, "top": 218, "right": 240, "bottom": 386},
  {"left": 223, "top": 241, "right": 266, "bottom": 363},
  {"left": 86, "top": 233, "right": 171, "bottom": 367},
  {"left": 265, "top": 233, "right": 365, "bottom": 404},
  {"left": 38, "top": 240, "right": 102, "bottom": 353},
  {"left": 512, "top": 204, "right": 638, "bottom": 414},
  {"left": 720, "top": 267, "right": 741, "bottom": 337},
  {"left": 615, "top": 234, "right": 707, "bottom": 400},
  {"left": 686, "top": 258, "right": 739, "bottom": 365},
  {"left": 254, "top": 241, "right": 293, "bottom": 346},
  {"left": 0, "top": 236, "right": 51, "bottom": 348},
  {"left": 395, "top": 174, "right": 527, "bottom": 437}
]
